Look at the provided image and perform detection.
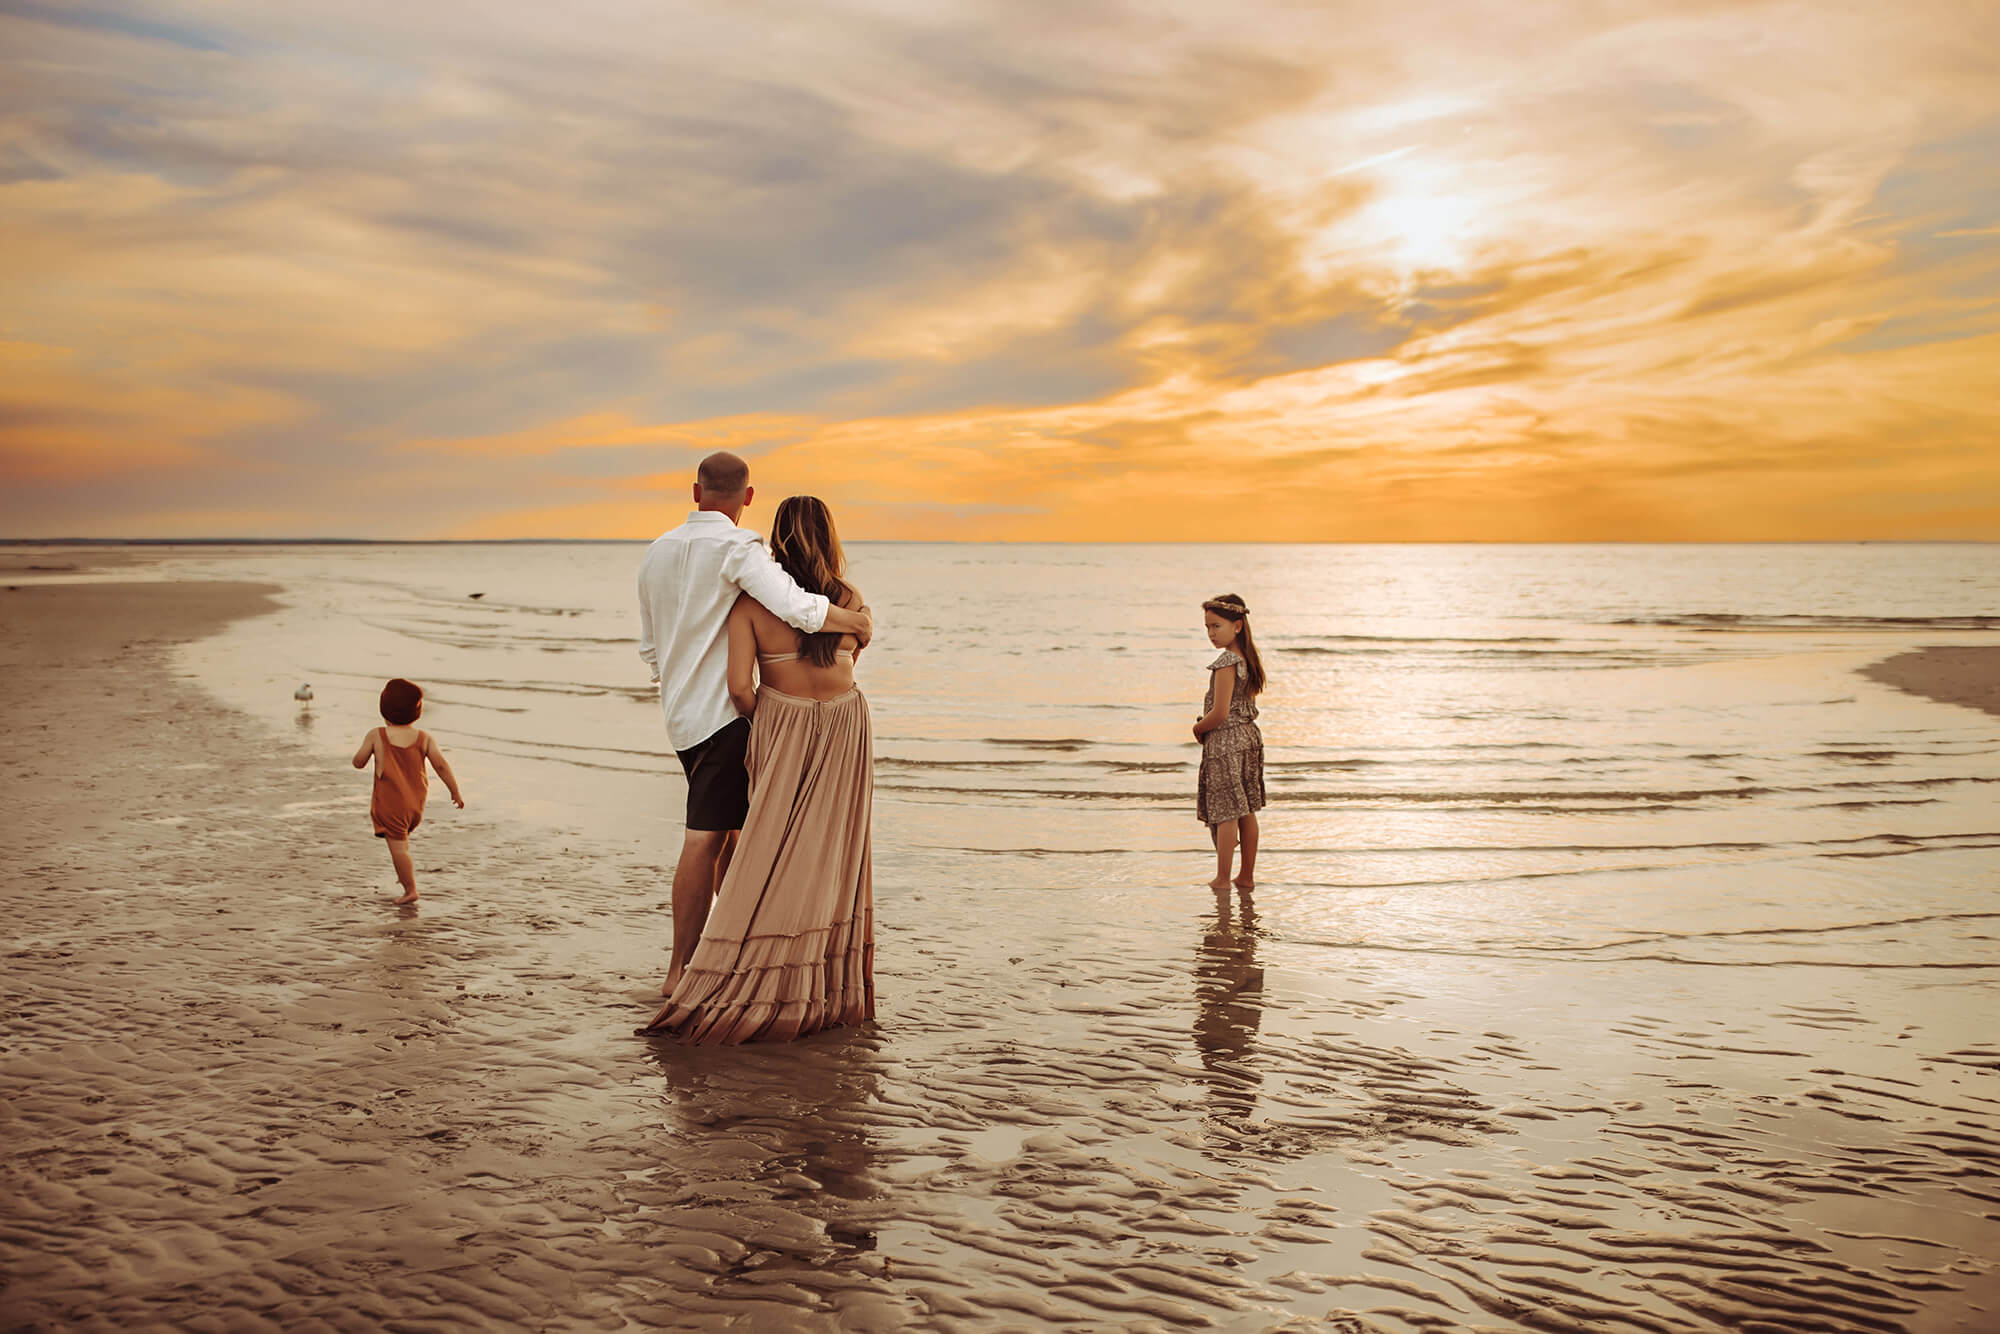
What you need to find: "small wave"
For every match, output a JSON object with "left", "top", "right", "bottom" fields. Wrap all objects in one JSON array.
[
  {"left": 876, "top": 758, "right": 1040, "bottom": 771},
  {"left": 446, "top": 729, "right": 666, "bottom": 760},
  {"left": 443, "top": 741, "right": 664, "bottom": 775},
  {"left": 1611, "top": 612, "right": 2000, "bottom": 631},
  {"left": 420, "top": 675, "right": 656, "bottom": 703},
  {"left": 945, "top": 838, "right": 1780, "bottom": 856},
  {"left": 360, "top": 617, "right": 637, "bottom": 651},
  {"left": 876, "top": 781, "right": 1773, "bottom": 805},
  {"left": 1514, "top": 911, "right": 2000, "bottom": 954},
  {"left": 1273, "top": 937, "right": 2000, "bottom": 969},
  {"left": 1824, "top": 775, "right": 1997, "bottom": 791},
  {"left": 1285, "top": 634, "right": 1570, "bottom": 645},
  {"left": 1277, "top": 646, "right": 1662, "bottom": 664},
  {"left": 980, "top": 737, "right": 1095, "bottom": 751}
]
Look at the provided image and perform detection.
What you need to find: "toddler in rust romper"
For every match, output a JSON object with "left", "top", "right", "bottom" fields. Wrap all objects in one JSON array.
[{"left": 352, "top": 678, "right": 464, "bottom": 905}]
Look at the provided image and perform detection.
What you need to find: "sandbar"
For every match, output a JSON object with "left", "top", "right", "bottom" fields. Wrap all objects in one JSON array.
[{"left": 1862, "top": 645, "right": 2000, "bottom": 717}]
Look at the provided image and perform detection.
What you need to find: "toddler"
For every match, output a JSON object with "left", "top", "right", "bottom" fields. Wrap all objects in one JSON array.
[{"left": 351, "top": 678, "right": 464, "bottom": 904}]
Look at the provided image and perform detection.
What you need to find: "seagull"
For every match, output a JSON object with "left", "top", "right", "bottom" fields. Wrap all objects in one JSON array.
[{"left": 294, "top": 683, "right": 314, "bottom": 702}]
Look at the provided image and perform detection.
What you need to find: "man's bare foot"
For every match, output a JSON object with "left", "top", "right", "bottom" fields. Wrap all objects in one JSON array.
[
  {"left": 1206, "top": 876, "right": 1231, "bottom": 890},
  {"left": 1233, "top": 878, "right": 1255, "bottom": 890},
  {"left": 391, "top": 891, "right": 419, "bottom": 905}
]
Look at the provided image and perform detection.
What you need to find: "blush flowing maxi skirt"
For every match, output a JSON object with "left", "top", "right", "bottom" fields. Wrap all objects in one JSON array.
[{"left": 643, "top": 684, "right": 875, "bottom": 1044}]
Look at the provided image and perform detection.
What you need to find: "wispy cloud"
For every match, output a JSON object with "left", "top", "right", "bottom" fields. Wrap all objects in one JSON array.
[{"left": 2, "top": 0, "right": 1996, "bottom": 537}]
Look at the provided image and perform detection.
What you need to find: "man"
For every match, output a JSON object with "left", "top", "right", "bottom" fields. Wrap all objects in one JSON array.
[{"left": 637, "top": 451, "right": 873, "bottom": 994}]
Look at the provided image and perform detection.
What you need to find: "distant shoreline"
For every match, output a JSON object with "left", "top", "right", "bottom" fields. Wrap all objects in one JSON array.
[{"left": 4, "top": 537, "right": 1997, "bottom": 548}]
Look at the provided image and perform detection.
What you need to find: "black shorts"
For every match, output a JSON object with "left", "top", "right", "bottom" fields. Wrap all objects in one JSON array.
[{"left": 676, "top": 717, "right": 751, "bottom": 831}]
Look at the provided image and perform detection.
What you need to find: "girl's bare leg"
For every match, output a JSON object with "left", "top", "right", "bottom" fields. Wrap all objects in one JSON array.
[
  {"left": 1234, "top": 813, "right": 1259, "bottom": 888},
  {"left": 1209, "top": 819, "right": 1238, "bottom": 890},
  {"left": 386, "top": 838, "right": 418, "bottom": 904}
]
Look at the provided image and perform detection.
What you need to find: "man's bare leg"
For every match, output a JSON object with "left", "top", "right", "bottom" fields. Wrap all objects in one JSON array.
[
  {"left": 1234, "top": 812, "right": 1259, "bottom": 889},
  {"left": 712, "top": 829, "right": 739, "bottom": 900},
  {"left": 663, "top": 828, "right": 729, "bottom": 994}
]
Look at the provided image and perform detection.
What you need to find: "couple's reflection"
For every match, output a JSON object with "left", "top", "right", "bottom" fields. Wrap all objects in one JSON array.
[
  {"left": 640, "top": 1030, "right": 883, "bottom": 1254},
  {"left": 1193, "top": 886, "right": 1264, "bottom": 1126}
]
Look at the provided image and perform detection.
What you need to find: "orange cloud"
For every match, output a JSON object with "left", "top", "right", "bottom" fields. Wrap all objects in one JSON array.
[
  {"left": 0, "top": 341, "right": 298, "bottom": 483},
  {"left": 404, "top": 411, "right": 818, "bottom": 459}
]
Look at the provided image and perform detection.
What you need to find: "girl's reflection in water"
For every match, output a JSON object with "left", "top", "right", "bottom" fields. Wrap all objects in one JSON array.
[{"left": 1193, "top": 887, "right": 1264, "bottom": 1125}]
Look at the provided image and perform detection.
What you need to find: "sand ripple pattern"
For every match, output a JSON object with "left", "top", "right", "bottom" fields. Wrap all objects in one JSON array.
[{"left": 4, "top": 582, "right": 1999, "bottom": 1331}]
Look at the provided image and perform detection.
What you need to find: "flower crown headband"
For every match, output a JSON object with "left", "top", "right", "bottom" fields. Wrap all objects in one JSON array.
[{"left": 1202, "top": 597, "right": 1249, "bottom": 618}]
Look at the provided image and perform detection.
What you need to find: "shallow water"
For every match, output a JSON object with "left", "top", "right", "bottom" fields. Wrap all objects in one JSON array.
[
  {"left": 150, "top": 540, "right": 2000, "bottom": 967},
  {"left": 14, "top": 539, "right": 1999, "bottom": 1329}
]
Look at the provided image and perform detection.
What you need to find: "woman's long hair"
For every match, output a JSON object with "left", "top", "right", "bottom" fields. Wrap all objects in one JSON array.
[
  {"left": 1206, "top": 592, "right": 1266, "bottom": 696},
  {"left": 770, "top": 495, "right": 856, "bottom": 667}
]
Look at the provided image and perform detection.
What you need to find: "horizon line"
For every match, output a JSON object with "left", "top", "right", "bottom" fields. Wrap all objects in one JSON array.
[{"left": 4, "top": 537, "right": 1996, "bottom": 548}]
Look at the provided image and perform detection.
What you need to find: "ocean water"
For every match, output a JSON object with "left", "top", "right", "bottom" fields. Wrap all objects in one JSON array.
[
  {"left": 27, "top": 539, "right": 2000, "bottom": 1326},
  {"left": 153, "top": 540, "right": 2000, "bottom": 970}
]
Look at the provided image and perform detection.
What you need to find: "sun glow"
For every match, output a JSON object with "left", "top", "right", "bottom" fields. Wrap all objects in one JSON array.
[{"left": 1307, "top": 156, "right": 1498, "bottom": 289}]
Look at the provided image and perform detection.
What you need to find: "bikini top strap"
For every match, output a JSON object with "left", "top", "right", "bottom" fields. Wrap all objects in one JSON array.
[{"left": 758, "top": 648, "right": 854, "bottom": 665}]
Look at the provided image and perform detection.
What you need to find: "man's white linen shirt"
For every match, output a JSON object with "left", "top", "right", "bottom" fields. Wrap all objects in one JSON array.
[{"left": 637, "top": 511, "right": 830, "bottom": 751}]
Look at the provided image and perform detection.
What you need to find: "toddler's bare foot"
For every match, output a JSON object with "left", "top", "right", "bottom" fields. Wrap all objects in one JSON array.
[
  {"left": 1206, "top": 875, "right": 1231, "bottom": 890},
  {"left": 391, "top": 891, "right": 419, "bottom": 905}
]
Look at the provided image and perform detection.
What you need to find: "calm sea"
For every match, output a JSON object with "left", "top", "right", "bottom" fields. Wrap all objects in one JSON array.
[{"left": 128, "top": 540, "right": 1998, "bottom": 976}]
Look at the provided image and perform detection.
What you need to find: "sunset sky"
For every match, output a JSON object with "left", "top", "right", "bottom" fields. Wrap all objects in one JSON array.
[{"left": 3, "top": 1, "right": 1997, "bottom": 540}]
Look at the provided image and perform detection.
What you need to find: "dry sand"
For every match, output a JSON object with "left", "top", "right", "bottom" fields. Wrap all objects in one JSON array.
[
  {"left": 1863, "top": 647, "right": 2000, "bottom": 719},
  {"left": 4, "top": 580, "right": 1998, "bottom": 1331}
]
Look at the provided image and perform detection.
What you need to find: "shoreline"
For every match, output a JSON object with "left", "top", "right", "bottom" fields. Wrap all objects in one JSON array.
[{"left": 1861, "top": 645, "right": 2000, "bottom": 718}]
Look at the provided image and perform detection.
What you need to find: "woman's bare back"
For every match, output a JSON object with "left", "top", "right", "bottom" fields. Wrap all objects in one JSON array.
[{"left": 738, "top": 592, "right": 861, "bottom": 700}]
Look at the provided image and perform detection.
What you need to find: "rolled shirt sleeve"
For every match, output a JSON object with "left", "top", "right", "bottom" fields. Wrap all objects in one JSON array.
[{"left": 722, "top": 537, "right": 830, "bottom": 633}]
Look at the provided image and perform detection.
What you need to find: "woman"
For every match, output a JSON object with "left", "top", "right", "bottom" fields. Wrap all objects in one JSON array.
[{"left": 642, "top": 496, "right": 875, "bottom": 1044}]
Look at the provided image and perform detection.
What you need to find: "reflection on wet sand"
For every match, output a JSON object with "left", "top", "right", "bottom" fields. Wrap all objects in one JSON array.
[
  {"left": 1193, "top": 886, "right": 1264, "bottom": 1130},
  {"left": 631, "top": 1030, "right": 890, "bottom": 1304},
  {"left": 367, "top": 916, "right": 442, "bottom": 1014}
]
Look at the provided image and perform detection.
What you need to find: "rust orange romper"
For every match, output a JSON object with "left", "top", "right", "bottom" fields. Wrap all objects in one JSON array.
[{"left": 370, "top": 727, "right": 429, "bottom": 840}]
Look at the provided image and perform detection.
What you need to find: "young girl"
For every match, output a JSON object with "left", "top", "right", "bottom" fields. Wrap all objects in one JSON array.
[
  {"left": 351, "top": 678, "right": 464, "bottom": 905},
  {"left": 1192, "top": 594, "right": 1266, "bottom": 890}
]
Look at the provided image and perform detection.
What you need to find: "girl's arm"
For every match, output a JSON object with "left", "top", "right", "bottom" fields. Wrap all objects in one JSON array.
[
  {"left": 1192, "top": 666, "right": 1235, "bottom": 737},
  {"left": 423, "top": 733, "right": 466, "bottom": 808},
  {"left": 725, "top": 595, "right": 759, "bottom": 717},
  {"left": 352, "top": 731, "right": 377, "bottom": 769}
]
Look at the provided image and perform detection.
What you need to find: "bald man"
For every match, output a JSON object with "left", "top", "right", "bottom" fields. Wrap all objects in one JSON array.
[{"left": 637, "top": 451, "right": 874, "bottom": 993}]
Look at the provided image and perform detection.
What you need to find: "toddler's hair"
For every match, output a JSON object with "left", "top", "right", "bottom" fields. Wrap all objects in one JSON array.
[
  {"left": 1202, "top": 593, "right": 1267, "bottom": 695},
  {"left": 380, "top": 678, "right": 423, "bottom": 725}
]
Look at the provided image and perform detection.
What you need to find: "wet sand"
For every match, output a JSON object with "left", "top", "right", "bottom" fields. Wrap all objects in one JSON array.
[
  {"left": 4, "top": 580, "right": 1999, "bottom": 1331},
  {"left": 1864, "top": 647, "right": 2000, "bottom": 719}
]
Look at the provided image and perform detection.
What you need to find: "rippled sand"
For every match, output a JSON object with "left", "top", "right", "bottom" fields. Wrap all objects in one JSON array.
[{"left": 4, "top": 579, "right": 1998, "bottom": 1331}]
